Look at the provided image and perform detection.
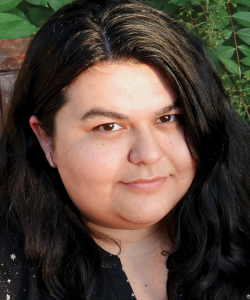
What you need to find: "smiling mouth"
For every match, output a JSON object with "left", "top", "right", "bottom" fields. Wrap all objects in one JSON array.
[{"left": 121, "top": 177, "right": 166, "bottom": 191}]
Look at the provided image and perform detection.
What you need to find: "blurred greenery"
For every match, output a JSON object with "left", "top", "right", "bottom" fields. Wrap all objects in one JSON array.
[{"left": 0, "top": 0, "right": 249, "bottom": 121}]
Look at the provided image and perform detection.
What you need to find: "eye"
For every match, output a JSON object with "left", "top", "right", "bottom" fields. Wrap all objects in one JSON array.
[
  {"left": 96, "top": 123, "right": 123, "bottom": 132},
  {"left": 156, "top": 114, "right": 178, "bottom": 123}
]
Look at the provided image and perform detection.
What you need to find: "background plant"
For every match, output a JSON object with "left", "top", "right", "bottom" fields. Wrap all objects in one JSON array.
[
  {"left": 0, "top": 0, "right": 72, "bottom": 40},
  {"left": 0, "top": 0, "right": 250, "bottom": 121},
  {"left": 148, "top": 0, "right": 250, "bottom": 121}
]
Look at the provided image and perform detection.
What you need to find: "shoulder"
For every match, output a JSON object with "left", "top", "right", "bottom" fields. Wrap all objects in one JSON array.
[{"left": 0, "top": 221, "right": 41, "bottom": 300}]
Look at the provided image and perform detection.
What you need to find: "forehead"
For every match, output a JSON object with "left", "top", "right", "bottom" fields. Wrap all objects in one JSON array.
[{"left": 64, "top": 62, "right": 177, "bottom": 114}]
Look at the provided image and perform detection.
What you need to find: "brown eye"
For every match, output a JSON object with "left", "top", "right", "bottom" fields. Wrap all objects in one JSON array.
[
  {"left": 159, "top": 115, "right": 172, "bottom": 122},
  {"left": 101, "top": 124, "right": 114, "bottom": 131},
  {"left": 98, "top": 123, "right": 122, "bottom": 132}
]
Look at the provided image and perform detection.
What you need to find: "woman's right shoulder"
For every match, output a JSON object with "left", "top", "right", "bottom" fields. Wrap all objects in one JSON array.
[{"left": 0, "top": 219, "right": 42, "bottom": 300}]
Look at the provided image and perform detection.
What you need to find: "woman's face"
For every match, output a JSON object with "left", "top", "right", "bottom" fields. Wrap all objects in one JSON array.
[{"left": 39, "top": 63, "right": 196, "bottom": 230}]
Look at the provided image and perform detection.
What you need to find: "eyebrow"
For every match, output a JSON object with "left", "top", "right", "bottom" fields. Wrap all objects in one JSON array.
[
  {"left": 155, "top": 102, "right": 181, "bottom": 117},
  {"left": 80, "top": 101, "right": 181, "bottom": 121}
]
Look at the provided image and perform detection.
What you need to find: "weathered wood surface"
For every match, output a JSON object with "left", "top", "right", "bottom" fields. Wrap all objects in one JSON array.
[
  {"left": 0, "top": 37, "right": 31, "bottom": 135},
  {"left": 0, "top": 37, "right": 31, "bottom": 72},
  {"left": 0, "top": 72, "right": 18, "bottom": 132}
]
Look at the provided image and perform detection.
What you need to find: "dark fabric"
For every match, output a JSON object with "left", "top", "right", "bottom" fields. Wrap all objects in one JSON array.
[
  {"left": 96, "top": 247, "right": 136, "bottom": 300},
  {"left": 2, "top": 223, "right": 248, "bottom": 300},
  {"left": 0, "top": 224, "right": 166, "bottom": 300},
  {"left": 0, "top": 225, "right": 41, "bottom": 300}
]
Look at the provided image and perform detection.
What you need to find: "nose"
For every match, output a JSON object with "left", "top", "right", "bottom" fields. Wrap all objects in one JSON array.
[{"left": 128, "top": 128, "right": 163, "bottom": 165}]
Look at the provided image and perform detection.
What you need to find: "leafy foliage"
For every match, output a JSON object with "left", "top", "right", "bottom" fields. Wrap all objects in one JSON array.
[
  {"left": 148, "top": 0, "right": 250, "bottom": 121},
  {"left": 0, "top": 0, "right": 249, "bottom": 120},
  {"left": 0, "top": 0, "right": 72, "bottom": 39}
]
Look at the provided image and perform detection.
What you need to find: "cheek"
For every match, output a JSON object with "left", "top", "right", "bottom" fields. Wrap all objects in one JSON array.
[
  {"left": 53, "top": 137, "right": 131, "bottom": 227},
  {"left": 54, "top": 138, "right": 126, "bottom": 184},
  {"left": 162, "top": 133, "right": 196, "bottom": 179}
]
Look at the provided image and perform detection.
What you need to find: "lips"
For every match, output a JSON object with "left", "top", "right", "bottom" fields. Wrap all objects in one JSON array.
[{"left": 121, "top": 177, "right": 166, "bottom": 191}]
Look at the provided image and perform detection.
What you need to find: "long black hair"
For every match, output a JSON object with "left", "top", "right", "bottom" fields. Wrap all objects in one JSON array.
[{"left": 1, "top": 0, "right": 250, "bottom": 299}]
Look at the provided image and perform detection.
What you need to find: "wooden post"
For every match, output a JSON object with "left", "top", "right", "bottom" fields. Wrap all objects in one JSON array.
[{"left": 0, "top": 37, "right": 31, "bottom": 135}]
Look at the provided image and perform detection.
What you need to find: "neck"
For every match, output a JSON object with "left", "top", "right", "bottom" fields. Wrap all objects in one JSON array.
[{"left": 86, "top": 221, "right": 172, "bottom": 258}]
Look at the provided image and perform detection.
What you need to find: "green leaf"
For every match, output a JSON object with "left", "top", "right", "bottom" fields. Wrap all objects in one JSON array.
[
  {"left": 240, "top": 57, "right": 250, "bottom": 67},
  {"left": 207, "top": 48, "right": 221, "bottom": 70},
  {"left": 25, "top": 0, "right": 46, "bottom": 5},
  {"left": 28, "top": 7, "right": 43, "bottom": 25},
  {"left": 47, "top": 0, "right": 71, "bottom": 11},
  {"left": 238, "top": 45, "right": 250, "bottom": 57},
  {"left": 16, "top": 1, "right": 30, "bottom": 16},
  {"left": 191, "top": 0, "right": 201, "bottom": 5},
  {"left": 169, "top": 0, "right": 190, "bottom": 6},
  {"left": 233, "top": 0, "right": 250, "bottom": 6},
  {"left": 6, "top": 7, "right": 29, "bottom": 22},
  {"left": 237, "top": 5, "right": 250, "bottom": 12},
  {"left": 231, "top": 25, "right": 241, "bottom": 32},
  {"left": 28, "top": 7, "right": 52, "bottom": 27},
  {"left": 0, "top": 19, "right": 37, "bottom": 39},
  {"left": 237, "top": 28, "right": 250, "bottom": 45},
  {"left": 215, "top": 46, "right": 235, "bottom": 58},
  {"left": 163, "top": 1, "right": 178, "bottom": 14},
  {"left": 0, "top": 0, "right": 22, "bottom": 13},
  {"left": 149, "top": 0, "right": 166, "bottom": 9},
  {"left": 243, "top": 69, "right": 250, "bottom": 76},
  {"left": 219, "top": 56, "right": 239, "bottom": 74},
  {"left": 232, "top": 12, "right": 250, "bottom": 27},
  {"left": 0, "top": 12, "right": 23, "bottom": 23},
  {"left": 240, "top": 64, "right": 250, "bottom": 73},
  {"left": 25, "top": 0, "right": 47, "bottom": 5}
]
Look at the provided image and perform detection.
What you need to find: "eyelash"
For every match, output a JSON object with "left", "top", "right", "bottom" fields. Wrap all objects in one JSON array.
[{"left": 94, "top": 114, "right": 180, "bottom": 132}]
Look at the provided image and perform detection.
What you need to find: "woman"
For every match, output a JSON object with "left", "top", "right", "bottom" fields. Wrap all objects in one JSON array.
[{"left": 0, "top": 0, "right": 250, "bottom": 299}]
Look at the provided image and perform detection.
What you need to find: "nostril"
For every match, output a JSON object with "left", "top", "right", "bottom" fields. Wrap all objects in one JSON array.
[{"left": 128, "top": 136, "right": 162, "bottom": 165}]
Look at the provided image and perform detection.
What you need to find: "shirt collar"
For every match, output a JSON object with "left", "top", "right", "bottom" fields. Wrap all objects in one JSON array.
[{"left": 98, "top": 245, "right": 123, "bottom": 269}]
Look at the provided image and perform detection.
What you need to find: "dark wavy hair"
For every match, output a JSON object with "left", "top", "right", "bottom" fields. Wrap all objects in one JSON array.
[{"left": 1, "top": 0, "right": 250, "bottom": 299}]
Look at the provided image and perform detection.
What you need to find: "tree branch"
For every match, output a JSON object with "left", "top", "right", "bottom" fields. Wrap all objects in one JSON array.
[{"left": 226, "top": 0, "right": 241, "bottom": 77}]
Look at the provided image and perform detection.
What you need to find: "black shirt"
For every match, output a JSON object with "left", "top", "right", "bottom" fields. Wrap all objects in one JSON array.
[{"left": 0, "top": 224, "right": 171, "bottom": 300}]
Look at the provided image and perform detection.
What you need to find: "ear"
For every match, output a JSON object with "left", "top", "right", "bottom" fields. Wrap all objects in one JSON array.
[{"left": 29, "top": 115, "right": 57, "bottom": 168}]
